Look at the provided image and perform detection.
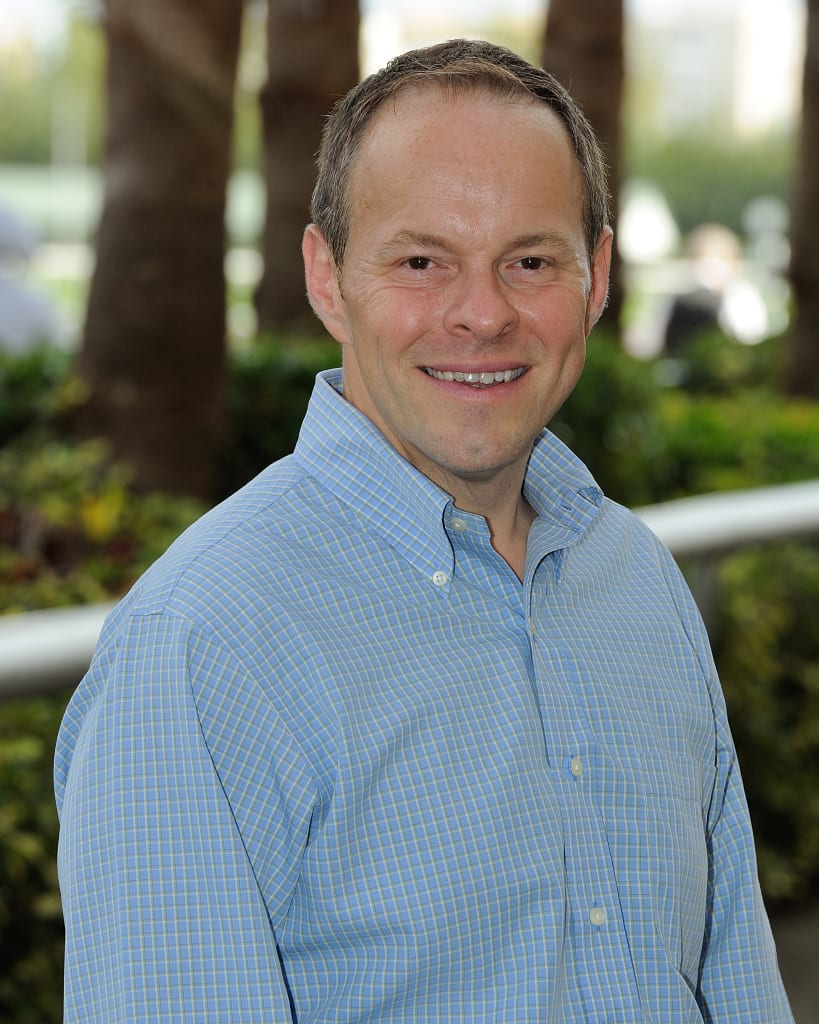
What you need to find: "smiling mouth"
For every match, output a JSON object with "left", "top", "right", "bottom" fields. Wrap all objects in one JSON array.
[{"left": 423, "top": 367, "right": 527, "bottom": 387}]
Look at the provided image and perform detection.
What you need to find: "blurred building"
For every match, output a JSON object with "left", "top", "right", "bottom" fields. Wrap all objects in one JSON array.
[{"left": 629, "top": 0, "right": 804, "bottom": 137}]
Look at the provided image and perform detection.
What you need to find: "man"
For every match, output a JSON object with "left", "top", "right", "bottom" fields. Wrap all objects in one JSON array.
[{"left": 56, "top": 39, "right": 793, "bottom": 1022}]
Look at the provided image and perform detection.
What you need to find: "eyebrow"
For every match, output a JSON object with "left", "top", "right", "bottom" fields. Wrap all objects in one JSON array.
[
  {"left": 376, "top": 231, "right": 450, "bottom": 259},
  {"left": 377, "top": 229, "right": 578, "bottom": 260},
  {"left": 506, "top": 232, "right": 579, "bottom": 259}
]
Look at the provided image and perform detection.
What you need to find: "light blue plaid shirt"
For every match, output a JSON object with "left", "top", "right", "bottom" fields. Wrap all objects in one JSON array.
[{"left": 56, "top": 368, "right": 792, "bottom": 1023}]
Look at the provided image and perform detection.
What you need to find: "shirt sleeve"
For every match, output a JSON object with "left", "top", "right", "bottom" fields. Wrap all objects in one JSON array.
[
  {"left": 654, "top": 542, "right": 794, "bottom": 1022},
  {"left": 695, "top": 695, "right": 795, "bottom": 1022},
  {"left": 55, "top": 611, "right": 313, "bottom": 1023}
]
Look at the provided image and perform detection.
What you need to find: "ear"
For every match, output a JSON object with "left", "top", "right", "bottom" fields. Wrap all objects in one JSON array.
[
  {"left": 302, "top": 224, "right": 351, "bottom": 345},
  {"left": 584, "top": 226, "right": 614, "bottom": 336}
]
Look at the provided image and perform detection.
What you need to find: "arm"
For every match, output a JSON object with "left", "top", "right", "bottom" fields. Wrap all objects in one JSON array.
[
  {"left": 56, "top": 612, "right": 312, "bottom": 1023},
  {"left": 695, "top": 711, "right": 794, "bottom": 1023},
  {"left": 651, "top": 538, "right": 794, "bottom": 1022}
]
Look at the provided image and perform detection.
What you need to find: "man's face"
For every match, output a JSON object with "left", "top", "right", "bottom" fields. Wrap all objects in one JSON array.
[{"left": 304, "top": 86, "right": 611, "bottom": 497}]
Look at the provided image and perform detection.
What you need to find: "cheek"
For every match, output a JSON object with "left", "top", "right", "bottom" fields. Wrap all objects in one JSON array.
[
  {"left": 531, "top": 287, "right": 590, "bottom": 327},
  {"left": 366, "top": 289, "right": 440, "bottom": 347}
]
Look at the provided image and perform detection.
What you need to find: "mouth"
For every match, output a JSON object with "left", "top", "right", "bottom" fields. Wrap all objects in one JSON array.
[{"left": 423, "top": 367, "right": 527, "bottom": 387}]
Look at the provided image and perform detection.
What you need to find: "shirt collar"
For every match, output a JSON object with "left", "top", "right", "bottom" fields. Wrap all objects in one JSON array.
[
  {"left": 294, "top": 368, "right": 603, "bottom": 582},
  {"left": 524, "top": 427, "right": 603, "bottom": 539},
  {"left": 294, "top": 369, "right": 455, "bottom": 583},
  {"left": 522, "top": 428, "right": 604, "bottom": 581}
]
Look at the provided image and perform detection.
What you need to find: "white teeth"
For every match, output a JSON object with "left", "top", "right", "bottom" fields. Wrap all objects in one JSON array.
[{"left": 425, "top": 367, "right": 525, "bottom": 386}]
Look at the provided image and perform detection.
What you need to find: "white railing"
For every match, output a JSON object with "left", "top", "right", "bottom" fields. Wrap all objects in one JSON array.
[
  {"left": 0, "top": 601, "right": 116, "bottom": 699},
  {"left": 635, "top": 479, "right": 819, "bottom": 557},
  {"left": 2, "top": 479, "right": 819, "bottom": 701}
]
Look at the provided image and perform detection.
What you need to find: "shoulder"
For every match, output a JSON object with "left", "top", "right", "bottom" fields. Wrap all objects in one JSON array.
[
  {"left": 579, "top": 492, "right": 695, "bottom": 567},
  {"left": 584, "top": 497, "right": 717, "bottom": 674},
  {"left": 99, "top": 454, "right": 342, "bottom": 646}
]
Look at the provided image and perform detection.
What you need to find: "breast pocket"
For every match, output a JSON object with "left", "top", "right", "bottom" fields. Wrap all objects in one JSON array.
[{"left": 595, "top": 749, "right": 717, "bottom": 979}]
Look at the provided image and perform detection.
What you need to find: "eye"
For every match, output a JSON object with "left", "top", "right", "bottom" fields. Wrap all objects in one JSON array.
[
  {"left": 517, "top": 256, "right": 547, "bottom": 271},
  {"left": 404, "top": 256, "right": 435, "bottom": 271}
]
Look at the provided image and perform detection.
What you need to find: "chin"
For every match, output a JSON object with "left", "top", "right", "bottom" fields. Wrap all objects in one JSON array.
[{"left": 434, "top": 447, "right": 527, "bottom": 481}]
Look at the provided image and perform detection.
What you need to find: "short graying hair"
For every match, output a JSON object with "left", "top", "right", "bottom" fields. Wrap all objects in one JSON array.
[{"left": 310, "top": 38, "right": 611, "bottom": 268}]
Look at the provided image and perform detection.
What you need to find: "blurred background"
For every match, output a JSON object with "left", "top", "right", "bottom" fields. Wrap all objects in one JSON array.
[{"left": 1, "top": 1, "right": 818, "bottom": 1021}]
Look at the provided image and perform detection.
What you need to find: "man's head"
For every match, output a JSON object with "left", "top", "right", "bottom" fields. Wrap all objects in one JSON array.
[
  {"left": 311, "top": 38, "right": 610, "bottom": 271},
  {"left": 303, "top": 40, "right": 612, "bottom": 503}
]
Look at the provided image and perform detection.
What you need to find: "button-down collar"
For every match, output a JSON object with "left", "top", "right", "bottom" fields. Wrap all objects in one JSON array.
[{"left": 295, "top": 369, "right": 603, "bottom": 592}]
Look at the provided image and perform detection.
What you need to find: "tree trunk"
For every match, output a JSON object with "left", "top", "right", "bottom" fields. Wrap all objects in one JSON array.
[
  {"left": 255, "top": 0, "right": 359, "bottom": 331},
  {"left": 785, "top": 0, "right": 819, "bottom": 397},
  {"left": 79, "top": 0, "right": 244, "bottom": 497},
  {"left": 541, "top": 0, "right": 624, "bottom": 335}
]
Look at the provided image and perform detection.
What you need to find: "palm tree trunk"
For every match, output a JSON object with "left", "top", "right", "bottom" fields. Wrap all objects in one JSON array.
[
  {"left": 255, "top": 0, "right": 359, "bottom": 332},
  {"left": 79, "top": 0, "right": 244, "bottom": 496},
  {"left": 785, "top": 0, "right": 819, "bottom": 397},
  {"left": 541, "top": 0, "right": 624, "bottom": 335}
]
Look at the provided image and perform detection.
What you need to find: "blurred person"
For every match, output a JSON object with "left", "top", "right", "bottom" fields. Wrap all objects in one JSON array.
[
  {"left": 0, "top": 202, "right": 62, "bottom": 352},
  {"left": 663, "top": 222, "right": 768, "bottom": 353},
  {"left": 0, "top": 274, "right": 61, "bottom": 352},
  {"left": 55, "top": 39, "right": 793, "bottom": 1023}
]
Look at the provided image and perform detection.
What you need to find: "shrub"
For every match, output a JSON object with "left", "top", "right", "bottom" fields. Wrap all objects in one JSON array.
[
  {"left": 0, "top": 693, "right": 67, "bottom": 1024},
  {"left": 551, "top": 334, "right": 664, "bottom": 506},
  {"left": 0, "top": 348, "right": 76, "bottom": 450},
  {"left": 648, "top": 389, "right": 819, "bottom": 499},
  {"left": 554, "top": 333, "right": 819, "bottom": 507},
  {"left": 217, "top": 334, "right": 339, "bottom": 498},
  {"left": 0, "top": 439, "right": 204, "bottom": 613},
  {"left": 713, "top": 542, "right": 819, "bottom": 903}
]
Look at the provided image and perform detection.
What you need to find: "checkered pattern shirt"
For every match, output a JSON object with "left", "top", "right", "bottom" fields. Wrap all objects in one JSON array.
[{"left": 56, "top": 368, "right": 793, "bottom": 1022}]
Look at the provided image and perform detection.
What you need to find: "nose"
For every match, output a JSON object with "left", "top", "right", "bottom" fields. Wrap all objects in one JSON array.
[{"left": 443, "top": 266, "right": 519, "bottom": 342}]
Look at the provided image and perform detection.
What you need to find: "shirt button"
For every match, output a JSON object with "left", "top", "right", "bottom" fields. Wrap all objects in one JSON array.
[
  {"left": 450, "top": 517, "right": 468, "bottom": 532},
  {"left": 569, "top": 756, "right": 584, "bottom": 778},
  {"left": 589, "top": 906, "right": 607, "bottom": 927},
  {"left": 432, "top": 570, "right": 449, "bottom": 587}
]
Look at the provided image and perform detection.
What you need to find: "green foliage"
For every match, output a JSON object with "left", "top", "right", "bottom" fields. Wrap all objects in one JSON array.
[
  {"left": 713, "top": 543, "right": 819, "bottom": 903},
  {"left": 231, "top": 5, "right": 265, "bottom": 172},
  {"left": 0, "top": 439, "right": 205, "bottom": 613},
  {"left": 0, "top": 692, "right": 68, "bottom": 1024},
  {"left": 551, "top": 335, "right": 664, "bottom": 506},
  {"left": 649, "top": 388, "right": 819, "bottom": 499},
  {"left": 0, "top": 346, "right": 203, "bottom": 610},
  {"left": 0, "top": 45, "right": 54, "bottom": 165},
  {"left": 0, "top": 347, "right": 76, "bottom": 449},
  {"left": 657, "top": 329, "right": 784, "bottom": 397},
  {"left": 554, "top": 332, "right": 819, "bottom": 507},
  {"left": 217, "top": 335, "right": 339, "bottom": 498},
  {"left": 0, "top": 17, "right": 104, "bottom": 165}
]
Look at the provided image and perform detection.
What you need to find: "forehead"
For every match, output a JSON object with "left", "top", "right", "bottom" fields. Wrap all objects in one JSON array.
[
  {"left": 350, "top": 83, "right": 578, "bottom": 183},
  {"left": 364, "top": 81, "right": 567, "bottom": 150},
  {"left": 345, "top": 84, "right": 583, "bottom": 232}
]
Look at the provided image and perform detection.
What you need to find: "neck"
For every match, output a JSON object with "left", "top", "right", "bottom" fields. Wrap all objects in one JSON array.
[
  {"left": 445, "top": 470, "right": 536, "bottom": 582},
  {"left": 484, "top": 493, "right": 536, "bottom": 582}
]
